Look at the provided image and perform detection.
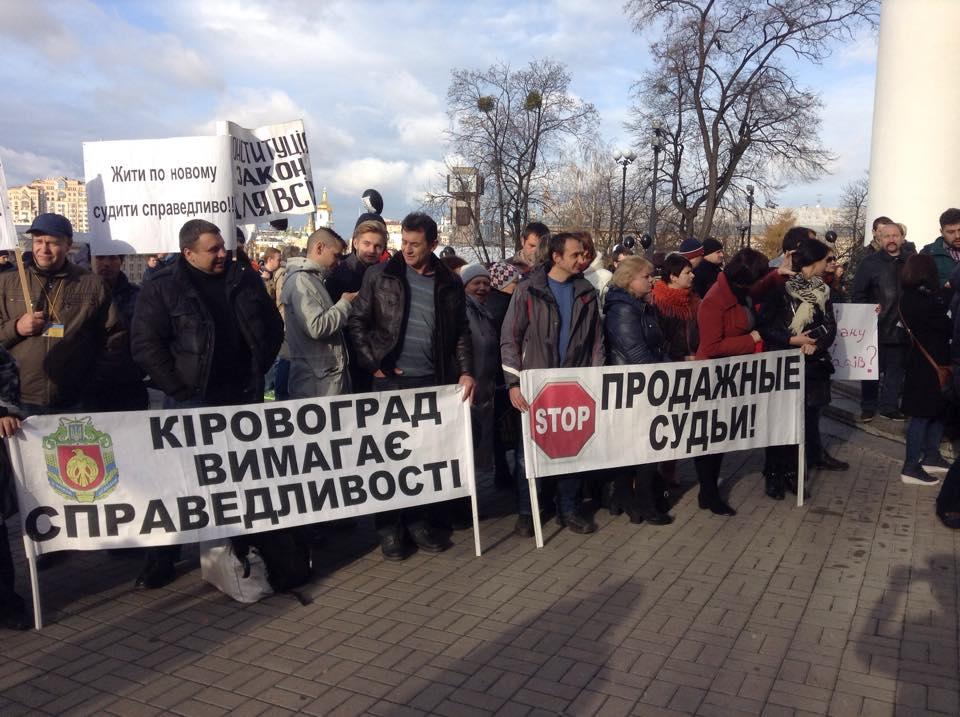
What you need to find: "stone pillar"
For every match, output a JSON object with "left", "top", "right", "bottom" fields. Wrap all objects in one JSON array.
[{"left": 865, "top": 0, "right": 960, "bottom": 245}]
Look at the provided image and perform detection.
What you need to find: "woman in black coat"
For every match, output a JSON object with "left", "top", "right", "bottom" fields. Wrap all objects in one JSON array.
[
  {"left": 899, "top": 254, "right": 951, "bottom": 485},
  {"left": 759, "top": 238, "right": 846, "bottom": 500},
  {"left": 603, "top": 256, "right": 672, "bottom": 525}
]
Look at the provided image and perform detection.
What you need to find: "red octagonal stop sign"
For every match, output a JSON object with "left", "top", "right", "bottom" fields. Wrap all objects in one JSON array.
[{"left": 529, "top": 381, "right": 596, "bottom": 459}]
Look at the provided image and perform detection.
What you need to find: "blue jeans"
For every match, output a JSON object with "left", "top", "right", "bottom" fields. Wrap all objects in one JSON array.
[
  {"left": 904, "top": 416, "right": 944, "bottom": 468},
  {"left": 274, "top": 358, "right": 290, "bottom": 401},
  {"left": 514, "top": 437, "right": 581, "bottom": 516}
]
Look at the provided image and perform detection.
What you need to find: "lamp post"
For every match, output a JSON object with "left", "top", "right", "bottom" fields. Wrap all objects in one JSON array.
[
  {"left": 614, "top": 149, "right": 636, "bottom": 244},
  {"left": 647, "top": 120, "right": 666, "bottom": 255},
  {"left": 746, "top": 184, "right": 755, "bottom": 249}
]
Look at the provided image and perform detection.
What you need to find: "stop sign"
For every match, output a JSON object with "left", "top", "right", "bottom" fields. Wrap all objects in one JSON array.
[{"left": 529, "top": 381, "right": 596, "bottom": 459}]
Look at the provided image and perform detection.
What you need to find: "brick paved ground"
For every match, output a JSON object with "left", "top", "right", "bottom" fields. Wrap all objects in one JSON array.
[{"left": 1, "top": 418, "right": 958, "bottom": 716}]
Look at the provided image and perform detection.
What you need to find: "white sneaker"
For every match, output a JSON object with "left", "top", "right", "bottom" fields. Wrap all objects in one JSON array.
[
  {"left": 921, "top": 456, "right": 951, "bottom": 475},
  {"left": 901, "top": 465, "right": 941, "bottom": 485}
]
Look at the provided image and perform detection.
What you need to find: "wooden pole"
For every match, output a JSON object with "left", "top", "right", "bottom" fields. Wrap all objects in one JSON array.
[{"left": 14, "top": 247, "right": 32, "bottom": 313}]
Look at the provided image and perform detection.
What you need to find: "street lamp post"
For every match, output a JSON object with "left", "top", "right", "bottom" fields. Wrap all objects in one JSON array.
[
  {"left": 746, "top": 184, "right": 755, "bottom": 249},
  {"left": 647, "top": 120, "right": 666, "bottom": 256},
  {"left": 614, "top": 149, "right": 636, "bottom": 244}
]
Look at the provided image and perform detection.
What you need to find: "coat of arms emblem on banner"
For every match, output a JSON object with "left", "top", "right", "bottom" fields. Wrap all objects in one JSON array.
[{"left": 42, "top": 417, "right": 119, "bottom": 503}]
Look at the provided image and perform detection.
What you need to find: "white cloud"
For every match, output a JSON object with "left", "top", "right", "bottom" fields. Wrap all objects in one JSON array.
[
  {"left": 392, "top": 113, "right": 447, "bottom": 150},
  {"left": 0, "top": 2, "right": 76, "bottom": 61},
  {"left": 0, "top": 146, "right": 81, "bottom": 186}
]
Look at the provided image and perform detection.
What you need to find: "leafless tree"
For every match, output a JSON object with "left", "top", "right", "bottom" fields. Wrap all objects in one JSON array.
[
  {"left": 446, "top": 60, "right": 599, "bottom": 257},
  {"left": 625, "top": 0, "right": 878, "bottom": 240},
  {"left": 834, "top": 174, "right": 869, "bottom": 257},
  {"left": 541, "top": 140, "right": 652, "bottom": 256}
]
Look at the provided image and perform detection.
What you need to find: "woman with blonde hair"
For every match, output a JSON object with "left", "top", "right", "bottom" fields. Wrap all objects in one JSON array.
[{"left": 602, "top": 256, "right": 673, "bottom": 525}]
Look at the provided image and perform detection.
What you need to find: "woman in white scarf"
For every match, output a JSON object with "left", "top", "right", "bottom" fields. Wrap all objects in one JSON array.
[{"left": 758, "top": 238, "right": 847, "bottom": 500}]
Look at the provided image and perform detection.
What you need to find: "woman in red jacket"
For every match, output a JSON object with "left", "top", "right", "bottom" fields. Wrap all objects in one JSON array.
[{"left": 694, "top": 248, "right": 782, "bottom": 515}]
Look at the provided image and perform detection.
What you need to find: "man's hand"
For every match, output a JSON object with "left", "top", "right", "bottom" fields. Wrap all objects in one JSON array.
[
  {"left": 458, "top": 374, "right": 476, "bottom": 403},
  {"left": 15, "top": 312, "right": 45, "bottom": 337},
  {"left": 509, "top": 386, "right": 529, "bottom": 412},
  {"left": 342, "top": 292, "right": 358, "bottom": 302},
  {"left": 373, "top": 368, "right": 403, "bottom": 378},
  {"left": 800, "top": 343, "right": 817, "bottom": 355},
  {"left": 875, "top": 304, "right": 881, "bottom": 315},
  {"left": 790, "top": 331, "right": 817, "bottom": 347},
  {"left": 0, "top": 416, "right": 22, "bottom": 438}
]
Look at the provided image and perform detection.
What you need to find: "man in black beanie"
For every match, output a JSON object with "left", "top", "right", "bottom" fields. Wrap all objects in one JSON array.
[{"left": 693, "top": 237, "right": 724, "bottom": 298}]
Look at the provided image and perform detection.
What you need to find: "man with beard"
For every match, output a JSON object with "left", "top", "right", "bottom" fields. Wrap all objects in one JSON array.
[{"left": 852, "top": 219, "right": 914, "bottom": 422}]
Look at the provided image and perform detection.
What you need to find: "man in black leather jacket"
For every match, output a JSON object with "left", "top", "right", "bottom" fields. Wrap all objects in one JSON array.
[
  {"left": 851, "top": 219, "right": 914, "bottom": 422},
  {"left": 347, "top": 212, "right": 474, "bottom": 560},
  {"left": 130, "top": 219, "right": 283, "bottom": 588}
]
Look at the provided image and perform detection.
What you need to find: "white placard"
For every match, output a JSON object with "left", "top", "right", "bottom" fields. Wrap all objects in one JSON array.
[
  {"left": 0, "top": 155, "right": 19, "bottom": 251},
  {"left": 220, "top": 119, "right": 316, "bottom": 224},
  {"left": 829, "top": 304, "right": 879, "bottom": 381},
  {"left": 83, "top": 135, "right": 235, "bottom": 255}
]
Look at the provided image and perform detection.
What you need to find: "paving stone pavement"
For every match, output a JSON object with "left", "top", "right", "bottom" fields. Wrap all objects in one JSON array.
[{"left": 1, "top": 419, "right": 958, "bottom": 717}]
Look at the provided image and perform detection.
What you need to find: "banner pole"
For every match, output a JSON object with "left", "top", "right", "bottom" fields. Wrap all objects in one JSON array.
[
  {"left": 14, "top": 247, "right": 33, "bottom": 313},
  {"left": 797, "top": 349, "right": 807, "bottom": 508},
  {"left": 520, "top": 404, "right": 544, "bottom": 548},
  {"left": 529, "top": 478, "right": 543, "bottom": 549},
  {"left": 22, "top": 535, "right": 42, "bottom": 630},
  {"left": 460, "top": 395, "right": 481, "bottom": 557}
]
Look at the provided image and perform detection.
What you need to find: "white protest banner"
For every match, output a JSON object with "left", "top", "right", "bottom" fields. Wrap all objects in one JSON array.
[
  {"left": 219, "top": 119, "right": 316, "bottom": 224},
  {"left": 8, "top": 386, "right": 476, "bottom": 557},
  {"left": 830, "top": 303, "right": 879, "bottom": 380},
  {"left": 520, "top": 350, "right": 804, "bottom": 479},
  {"left": 83, "top": 135, "right": 235, "bottom": 255},
  {"left": 0, "top": 155, "right": 19, "bottom": 251}
]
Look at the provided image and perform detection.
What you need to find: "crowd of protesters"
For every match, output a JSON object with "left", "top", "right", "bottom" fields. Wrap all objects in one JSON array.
[{"left": 3, "top": 202, "right": 960, "bottom": 631}]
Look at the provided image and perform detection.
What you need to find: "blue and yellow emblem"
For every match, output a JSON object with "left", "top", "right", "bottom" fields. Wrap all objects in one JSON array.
[{"left": 42, "top": 417, "right": 119, "bottom": 503}]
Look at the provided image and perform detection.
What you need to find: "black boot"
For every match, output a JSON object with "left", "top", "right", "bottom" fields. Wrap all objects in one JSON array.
[
  {"left": 605, "top": 478, "right": 624, "bottom": 516},
  {"left": 634, "top": 468, "right": 673, "bottom": 525},
  {"left": 785, "top": 471, "right": 811, "bottom": 499},
  {"left": 764, "top": 471, "right": 785, "bottom": 500},
  {"left": 652, "top": 470, "right": 672, "bottom": 515}
]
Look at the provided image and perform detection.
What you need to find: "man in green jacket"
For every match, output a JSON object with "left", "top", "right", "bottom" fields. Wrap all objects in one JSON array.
[{"left": 919, "top": 208, "right": 960, "bottom": 288}]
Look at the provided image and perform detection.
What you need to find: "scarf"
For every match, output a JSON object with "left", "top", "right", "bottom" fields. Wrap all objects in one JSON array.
[
  {"left": 785, "top": 273, "right": 829, "bottom": 336},
  {"left": 651, "top": 281, "right": 697, "bottom": 321}
]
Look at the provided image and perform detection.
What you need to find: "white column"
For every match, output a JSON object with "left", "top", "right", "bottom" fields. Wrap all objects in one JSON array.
[{"left": 865, "top": 0, "right": 960, "bottom": 246}]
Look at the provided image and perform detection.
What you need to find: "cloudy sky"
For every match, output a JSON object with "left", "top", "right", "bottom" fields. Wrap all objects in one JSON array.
[{"left": 0, "top": 0, "right": 878, "bottom": 224}]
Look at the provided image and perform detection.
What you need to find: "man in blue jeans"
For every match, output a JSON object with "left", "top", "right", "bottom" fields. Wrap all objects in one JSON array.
[{"left": 501, "top": 231, "right": 605, "bottom": 536}]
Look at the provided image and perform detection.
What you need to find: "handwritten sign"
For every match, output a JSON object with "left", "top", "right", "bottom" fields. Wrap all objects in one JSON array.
[{"left": 830, "top": 303, "right": 878, "bottom": 380}]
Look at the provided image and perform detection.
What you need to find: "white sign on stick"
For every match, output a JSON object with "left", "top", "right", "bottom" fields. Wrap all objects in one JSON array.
[
  {"left": 0, "top": 156, "right": 19, "bottom": 251},
  {"left": 83, "top": 135, "right": 235, "bottom": 255},
  {"left": 829, "top": 304, "right": 879, "bottom": 381}
]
